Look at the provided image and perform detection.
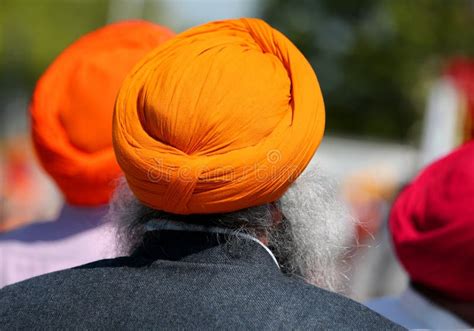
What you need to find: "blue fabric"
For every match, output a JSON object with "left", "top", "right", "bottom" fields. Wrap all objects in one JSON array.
[
  {"left": 0, "top": 230, "right": 404, "bottom": 330},
  {"left": 366, "top": 288, "right": 471, "bottom": 329},
  {"left": 0, "top": 204, "right": 108, "bottom": 242}
]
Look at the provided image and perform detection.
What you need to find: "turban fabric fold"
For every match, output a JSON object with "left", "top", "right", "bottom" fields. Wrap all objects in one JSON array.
[
  {"left": 31, "top": 20, "right": 174, "bottom": 205},
  {"left": 113, "top": 18, "right": 325, "bottom": 215},
  {"left": 390, "top": 141, "right": 474, "bottom": 300}
]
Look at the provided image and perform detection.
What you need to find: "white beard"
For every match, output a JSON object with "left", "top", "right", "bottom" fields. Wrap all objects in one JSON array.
[
  {"left": 279, "top": 166, "right": 356, "bottom": 293},
  {"left": 107, "top": 166, "right": 355, "bottom": 294}
]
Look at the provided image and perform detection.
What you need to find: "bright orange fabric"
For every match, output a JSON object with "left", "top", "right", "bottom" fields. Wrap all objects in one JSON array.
[
  {"left": 31, "top": 20, "right": 175, "bottom": 206},
  {"left": 114, "top": 18, "right": 325, "bottom": 215}
]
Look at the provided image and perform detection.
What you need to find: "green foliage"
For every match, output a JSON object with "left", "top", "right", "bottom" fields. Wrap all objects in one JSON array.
[
  {"left": 263, "top": 0, "right": 474, "bottom": 141},
  {"left": 0, "top": 0, "right": 109, "bottom": 89}
]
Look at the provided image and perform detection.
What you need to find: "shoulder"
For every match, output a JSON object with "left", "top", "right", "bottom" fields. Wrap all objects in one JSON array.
[
  {"left": 0, "top": 256, "right": 130, "bottom": 299},
  {"left": 264, "top": 276, "right": 404, "bottom": 329},
  {"left": 0, "top": 256, "right": 133, "bottom": 326},
  {"left": 0, "top": 258, "right": 128, "bottom": 329},
  {"left": 0, "top": 258, "right": 404, "bottom": 330}
]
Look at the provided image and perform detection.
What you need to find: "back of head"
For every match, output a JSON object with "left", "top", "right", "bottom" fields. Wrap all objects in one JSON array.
[
  {"left": 113, "top": 18, "right": 325, "bottom": 215},
  {"left": 111, "top": 18, "right": 357, "bottom": 291},
  {"left": 31, "top": 20, "right": 174, "bottom": 206},
  {"left": 390, "top": 140, "right": 474, "bottom": 300}
]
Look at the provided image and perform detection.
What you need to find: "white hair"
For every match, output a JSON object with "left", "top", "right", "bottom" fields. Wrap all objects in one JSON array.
[
  {"left": 106, "top": 167, "right": 356, "bottom": 293},
  {"left": 279, "top": 168, "right": 356, "bottom": 292}
]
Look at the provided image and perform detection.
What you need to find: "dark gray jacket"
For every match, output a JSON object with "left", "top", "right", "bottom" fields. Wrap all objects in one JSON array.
[{"left": 0, "top": 230, "right": 403, "bottom": 330}]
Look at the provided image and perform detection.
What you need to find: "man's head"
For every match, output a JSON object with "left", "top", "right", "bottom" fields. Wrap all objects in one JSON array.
[
  {"left": 390, "top": 140, "right": 474, "bottom": 301},
  {"left": 31, "top": 20, "right": 174, "bottom": 206},
  {"left": 111, "top": 18, "right": 354, "bottom": 291},
  {"left": 113, "top": 18, "right": 325, "bottom": 215}
]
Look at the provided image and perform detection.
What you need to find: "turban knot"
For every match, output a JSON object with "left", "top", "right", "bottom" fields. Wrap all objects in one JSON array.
[{"left": 113, "top": 18, "right": 325, "bottom": 214}]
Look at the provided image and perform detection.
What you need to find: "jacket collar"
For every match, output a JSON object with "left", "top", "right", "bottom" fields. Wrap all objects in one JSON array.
[{"left": 131, "top": 220, "right": 281, "bottom": 273}]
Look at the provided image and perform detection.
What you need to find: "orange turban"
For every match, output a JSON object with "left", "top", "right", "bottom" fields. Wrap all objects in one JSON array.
[
  {"left": 114, "top": 18, "right": 325, "bottom": 215},
  {"left": 31, "top": 20, "right": 174, "bottom": 206}
]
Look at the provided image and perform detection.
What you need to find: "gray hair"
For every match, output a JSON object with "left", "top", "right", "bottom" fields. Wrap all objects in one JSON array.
[{"left": 107, "top": 167, "right": 355, "bottom": 293}]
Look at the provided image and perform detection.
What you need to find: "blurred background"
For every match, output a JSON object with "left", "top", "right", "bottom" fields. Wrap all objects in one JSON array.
[{"left": 2, "top": 0, "right": 474, "bottom": 300}]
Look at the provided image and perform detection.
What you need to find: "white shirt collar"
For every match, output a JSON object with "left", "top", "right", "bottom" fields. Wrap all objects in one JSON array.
[
  {"left": 400, "top": 287, "right": 470, "bottom": 329},
  {"left": 144, "top": 219, "right": 280, "bottom": 269}
]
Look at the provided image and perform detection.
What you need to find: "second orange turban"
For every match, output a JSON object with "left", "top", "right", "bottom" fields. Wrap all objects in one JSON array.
[{"left": 31, "top": 20, "right": 174, "bottom": 205}]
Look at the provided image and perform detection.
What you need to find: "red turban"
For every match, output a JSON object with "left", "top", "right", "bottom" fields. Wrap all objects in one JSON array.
[
  {"left": 389, "top": 141, "right": 474, "bottom": 300},
  {"left": 113, "top": 18, "right": 325, "bottom": 215},
  {"left": 31, "top": 20, "right": 174, "bottom": 205}
]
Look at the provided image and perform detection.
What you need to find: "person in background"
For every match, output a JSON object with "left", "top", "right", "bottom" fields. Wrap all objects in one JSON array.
[
  {"left": 0, "top": 18, "right": 401, "bottom": 329},
  {"left": 0, "top": 21, "right": 174, "bottom": 288},
  {"left": 0, "top": 136, "right": 61, "bottom": 233},
  {"left": 419, "top": 58, "right": 474, "bottom": 168},
  {"left": 366, "top": 141, "right": 474, "bottom": 328}
]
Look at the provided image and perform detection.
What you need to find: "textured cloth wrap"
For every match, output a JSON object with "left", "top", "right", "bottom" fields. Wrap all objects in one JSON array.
[
  {"left": 31, "top": 20, "right": 174, "bottom": 205},
  {"left": 113, "top": 18, "right": 325, "bottom": 215},
  {"left": 389, "top": 140, "right": 474, "bottom": 300}
]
